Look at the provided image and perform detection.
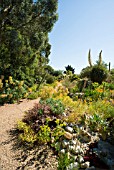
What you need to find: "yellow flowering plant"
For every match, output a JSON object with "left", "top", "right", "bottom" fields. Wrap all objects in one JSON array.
[{"left": 0, "top": 76, "right": 29, "bottom": 104}]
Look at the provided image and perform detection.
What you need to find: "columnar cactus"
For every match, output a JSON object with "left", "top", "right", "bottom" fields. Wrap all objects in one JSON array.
[
  {"left": 109, "top": 62, "right": 111, "bottom": 72},
  {"left": 88, "top": 49, "right": 92, "bottom": 67},
  {"left": 98, "top": 50, "right": 102, "bottom": 65}
]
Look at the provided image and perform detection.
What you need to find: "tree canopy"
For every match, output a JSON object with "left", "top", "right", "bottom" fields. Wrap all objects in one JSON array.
[
  {"left": 0, "top": 0, "right": 58, "bottom": 85},
  {"left": 64, "top": 65, "right": 75, "bottom": 74}
]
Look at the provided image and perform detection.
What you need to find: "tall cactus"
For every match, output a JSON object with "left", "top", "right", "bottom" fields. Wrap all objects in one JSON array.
[
  {"left": 98, "top": 50, "right": 102, "bottom": 65},
  {"left": 109, "top": 62, "right": 111, "bottom": 72},
  {"left": 88, "top": 49, "right": 92, "bottom": 67}
]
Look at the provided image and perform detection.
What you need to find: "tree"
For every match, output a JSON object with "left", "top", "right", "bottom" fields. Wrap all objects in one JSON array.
[
  {"left": 44, "top": 65, "right": 63, "bottom": 83},
  {"left": 64, "top": 65, "right": 75, "bottom": 74},
  {"left": 0, "top": 0, "right": 58, "bottom": 85}
]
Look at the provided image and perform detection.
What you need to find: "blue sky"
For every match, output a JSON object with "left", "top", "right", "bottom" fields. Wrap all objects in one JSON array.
[{"left": 49, "top": 0, "right": 114, "bottom": 73}]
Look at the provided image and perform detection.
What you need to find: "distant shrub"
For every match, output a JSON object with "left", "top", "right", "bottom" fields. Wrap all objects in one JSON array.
[
  {"left": 46, "top": 75, "right": 55, "bottom": 84},
  {"left": 38, "top": 85, "right": 54, "bottom": 100},
  {"left": 38, "top": 82, "right": 69, "bottom": 100},
  {"left": 90, "top": 65, "right": 108, "bottom": 84}
]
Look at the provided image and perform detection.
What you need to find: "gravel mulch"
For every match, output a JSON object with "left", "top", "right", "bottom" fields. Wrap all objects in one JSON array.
[{"left": 0, "top": 99, "right": 57, "bottom": 170}]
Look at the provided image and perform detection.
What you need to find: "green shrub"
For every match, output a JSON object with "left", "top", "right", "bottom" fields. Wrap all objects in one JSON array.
[
  {"left": 37, "top": 125, "right": 51, "bottom": 144},
  {"left": 38, "top": 85, "right": 54, "bottom": 100},
  {"left": 27, "top": 92, "right": 39, "bottom": 99},
  {"left": 17, "top": 121, "right": 37, "bottom": 144},
  {"left": 108, "top": 83, "right": 114, "bottom": 90},
  {"left": 40, "top": 98, "right": 65, "bottom": 115},
  {"left": 58, "top": 153, "right": 75, "bottom": 170},
  {"left": 46, "top": 75, "right": 55, "bottom": 84},
  {"left": 90, "top": 65, "right": 108, "bottom": 84},
  {"left": 0, "top": 76, "right": 28, "bottom": 104},
  {"left": 80, "top": 66, "right": 92, "bottom": 79},
  {"left": 22, "top": 103, "right": 51, "bottom": 129}
]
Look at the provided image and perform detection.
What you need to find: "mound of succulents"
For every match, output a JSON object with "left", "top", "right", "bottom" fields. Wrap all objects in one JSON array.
[{"left": 17, "top": 97, "right": 114, "bottom": 170}]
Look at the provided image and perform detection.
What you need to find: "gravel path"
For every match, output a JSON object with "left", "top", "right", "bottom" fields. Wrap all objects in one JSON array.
[{"left": 0, "top": 99, "right": 57, "bottom": 170}]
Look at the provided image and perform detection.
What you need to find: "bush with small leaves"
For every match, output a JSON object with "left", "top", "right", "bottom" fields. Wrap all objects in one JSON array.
[
  {"left": 0, "top": 76, "right": 28, "bottom": 104},
  {"left": 90, "top": 65, "right": 108, "bottom": 84},
  {"left": 43, "top": 98, "right": 65, "bottom": 115}
]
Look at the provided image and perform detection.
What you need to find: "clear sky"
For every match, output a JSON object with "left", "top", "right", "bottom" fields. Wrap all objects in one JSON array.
[{"left": 49, "top": 0, "right": 114, "bottom": 74}]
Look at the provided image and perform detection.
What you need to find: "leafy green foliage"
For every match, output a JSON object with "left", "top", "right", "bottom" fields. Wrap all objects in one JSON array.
[
  {"left": 90, "top": 65, "right": 108, "bottom": 84},
  {"left": 0, "top": 0, "right": 58, "bottom": 85},
  {"left": 27, "top": 92, "right": 39, "bottom": 100},
  {"left": 44, "top": 65, "right": 63, "bottom": 82},
  {"left": 0, "top": 76, "right": 28, "bottom": 104},
  {"left": 17, "top": 121, "right": 37, "bottom": 144},
  {"left": 80, "top": 66, "right": 92, "bottom": 79},
  {"left": 110, "top": 68, "right": 114, "bottom": 83},
  {"left": 22, "top": 103, "right": 51, "bottom": 130},
  {"left": 41, "top": 98, "right": 65, "bottom": 115},
  {"left": 58, "top": 153, "right": 75, "bottom": 170},
  {"left": 16, "top": 77, "right": 114, "bottom": 168},
  {"left": 46, "top": 75, "right": 55, "bottom": 84},
  {"left": 51, "top": 120, "right": 65, "bottom": 142},
  {"left": 87, "top": 113, "right": 108, "bottom": 132},
  {"left": 37, "top": 125, "right": 51, "bottom": 144},
  {"left": 17, "top": 98, "right": 65, "bottom": 145},
  {"left": 64, "top": 65, "right": 75, "bottom": 74}
]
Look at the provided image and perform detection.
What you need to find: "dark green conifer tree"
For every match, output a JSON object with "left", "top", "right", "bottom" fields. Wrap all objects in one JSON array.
[{"left": 0, "top": 0, "right": 58, "bottom": 85}]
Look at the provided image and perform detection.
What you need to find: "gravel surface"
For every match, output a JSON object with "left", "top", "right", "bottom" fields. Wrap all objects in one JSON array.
[{"left": 0, "top": 99, "right": 57, "bottom": 170}]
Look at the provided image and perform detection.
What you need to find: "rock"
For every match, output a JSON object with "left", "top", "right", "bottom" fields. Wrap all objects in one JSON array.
[
  {"left": 51, "top": 137, "right": 55, "bottom": 143},
  {"left": 83, "top": 135, "right": 91, "bottom": 143},
  {"left": 79, "top": 129, "right": 91, "bottom": 142},
  {"left": 62, "top": 112, "right": 67, "bottom": 116},
  {"left": 70, "top": 139, "right": 77, "bottom": 145},
  {"left": 73, "top": 133, "right": 77, "bottom": 138},
  {"left": 70, "top": 155, "right": 77, "bottom": 161},
  {"left": 66, "top": 162, "right": 79, "bottom": 170},
  {"left": 97, "top": 140, "right": 114, "bottom": 169},
  {"left": 65, "top": 126, "right": 74, "bottom": 133},
  {"left": 67, "top": 152, "right": 71, "bottom": 159},
  {"left": 77, "top": 155, "right": 84, "bottom": 163},
  {"left": 62, "top": 140, "right": 69, "bottom": 148},
  {"left": 70, "top": 145, "right": 83, "bottom": 155},
  {"left": 64, "top": 131, "right": 73, "bottom": 140},
  {"left": 92, "top": 134, "right": 100, "bottom": 142},
  {"left": 107, "top": 159, "right": 114, "bottom": 170},
  {"left": 68, "top": 145, "right": 75, "bottom": 152},
  {"left": 81, "top": 161, "right": 90, "bottom": 169},
  {"left": 60, "top": 149, "right": 66, "bottom": 154},
  {"left": 75, "top": 145, "right": 81, "bottom": 153}
]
